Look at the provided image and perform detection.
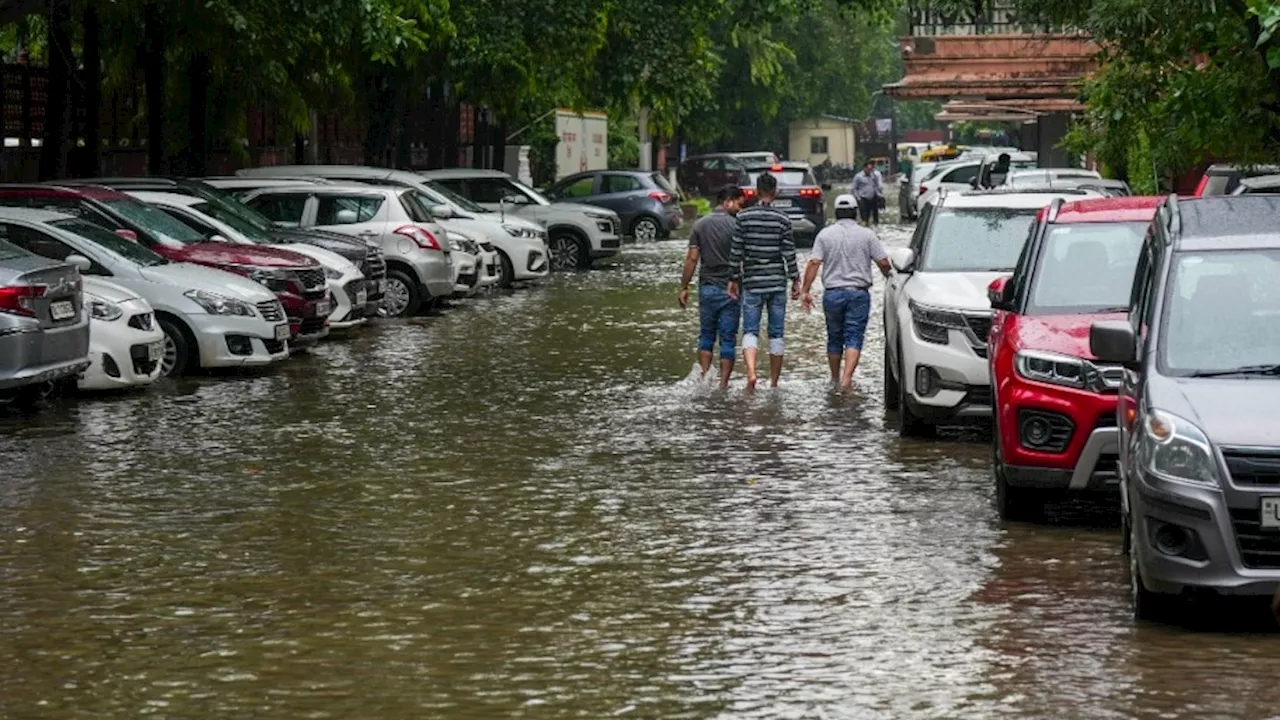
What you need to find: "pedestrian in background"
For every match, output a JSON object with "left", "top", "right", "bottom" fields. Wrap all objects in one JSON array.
[
  {"left": 853, "top": 161, "right": 885, "bottom": 227},
  {"left": 727, "top": 172, "right": 800, "bottom": 391},
  {"left": 678, "top": 185, "right": 745, "bottom": 388},
  {"left": 801, "top": 194, "right": 892, "bottom": 391}
]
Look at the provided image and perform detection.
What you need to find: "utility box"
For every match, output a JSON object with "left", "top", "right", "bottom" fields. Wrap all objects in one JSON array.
[{"left": 555, "top": 109, "right": 607, "bottom": 179}]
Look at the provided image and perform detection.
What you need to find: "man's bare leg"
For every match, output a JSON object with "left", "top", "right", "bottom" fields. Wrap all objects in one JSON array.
[
  {"left": 698, "top": 350, "right": 713, "bottom": 378},
  {"left": 718, "top": 358, "right": 734, "bottom": 389},
  {"left": 839, "top": 349, "right": 862, "bottom": 391},
  {"left": 744, "top": 344, "right": 759, "bottom": 391},
  {"left": 769, "top": 353, "right": 784, "bottom": 388},
  {"left": 827, "top": 353, "right": 841, "bottom": 383}
]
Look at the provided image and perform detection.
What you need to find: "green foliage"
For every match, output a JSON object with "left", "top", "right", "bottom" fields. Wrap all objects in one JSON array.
[{"left": 608, "top": 116, "right": 640, "bottom": 169}]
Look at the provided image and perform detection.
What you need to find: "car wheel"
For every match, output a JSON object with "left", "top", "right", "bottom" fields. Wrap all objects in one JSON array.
[
  {"left": 994, "top": 428, "right": 1040, "bottom": 522},
  {"left": 548, "top": 232, "right": 587, "bottom": 271},
  {"left": 380, "top": 269, "right": 421, "bottom": 317},
  {"left": 1130, "top": 521, "right": 1179, "bottom": 623},
  {"left": 631, "top": 216, "right": 660, "bottom": 243},
  {"left": 158, "top": 316, "right": 193, "bottom": 377},
  {"left": 897, "top": 353, "right": 936, "bottom": 438},
  {"left": 883, "top": 334, "right": 900, "bottom": 411},
  {"left": 496, "top": 250, "right": 515, "bottom": 289}
]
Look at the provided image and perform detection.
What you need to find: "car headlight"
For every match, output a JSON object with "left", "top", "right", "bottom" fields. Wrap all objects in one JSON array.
[
  {"left": 502, "top": 223, "right": 540, "bottom": 239},
  {"left": 909, "top": 300, "right": 967, "bottom": 344},
  {"left": 184, "top": 289, "right": 256, "bottom": 317},
  {"left": 323, "top": 266, "right": 343, "bottom": 280},
  {"left": 246, "top": 267, "right": 290, "bottom": 292},
  {"left": 87, "top": 295, "right": 123, "bottom": 321},
  {"left": 1016, "top": 350, "right": 1085, "bottom": 389},
  {"left": 1138, "top": 409, "right": 1220, "bottom": 486}
]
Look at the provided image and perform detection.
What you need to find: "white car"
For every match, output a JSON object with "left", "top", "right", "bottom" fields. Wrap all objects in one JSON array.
[
  {"left": 884, "top": 190, "right": 1090, "bottom": 436},
  {"left": 445, "top": 228, "right": 482, "bottom": 297},
  {"left": 80, "top": 276, "right": 165, "bottom": 391},
  {"left": 0, "top": 208, "right": 291, "bottom": 376},
  {"left": 125, "top": 190, "right": 365, "bottom": 330},
  {"left": 1001, "top": 168, "right": 1103, "bottom": 190},
  {"left": 916, "top": 153, "right": 1036, "bottom": 214}
]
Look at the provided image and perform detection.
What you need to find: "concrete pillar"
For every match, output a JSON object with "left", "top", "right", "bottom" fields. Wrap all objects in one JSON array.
[{"left": 1037, "top": 113, "right": 1072, "bottom": 168}]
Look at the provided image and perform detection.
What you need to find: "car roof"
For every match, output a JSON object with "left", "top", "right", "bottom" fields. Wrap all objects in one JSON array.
[
  {"left": 1173, "top": 195, "right": 1280, "bottom": 250},
  {"left": 939, "top": 190, "right": 1092, "bottom": 210},
  {"left": 247, "top": 182, "right": 393, "bottom": 195},
  {"left": 419, "top": 168, "right": 511, "bottom": 180},
  {"left": 0, "top": 183, "right": 131, "bottom": 200},
  {"left": 1205, "top": 163, "right": 1280, "bottom": 176},
  {"left": 1236, "top": 174, "right": 1280, "bottom": 190},
  {"left": 1051, "top": 196, "right": 1161, "bottom": 224},
  {"left": 744, "top": 161, "right": 812, "bottom": 171},
  {"left": 237, "top": 165, "right": 422, "bottom": 183},
  {"left": 0, "top": 207, "right": 79, "bottom": 223},
  {"left": 204, "top": 176, "right": 335, "bottom": 186},
  {"left": 126, "top": 190, "right": 202, "bottom": 207}
]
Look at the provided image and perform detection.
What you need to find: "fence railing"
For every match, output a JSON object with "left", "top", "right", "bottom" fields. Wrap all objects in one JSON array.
[{"left": 906, "top": 0, "right": 1082, "bottom": 36}]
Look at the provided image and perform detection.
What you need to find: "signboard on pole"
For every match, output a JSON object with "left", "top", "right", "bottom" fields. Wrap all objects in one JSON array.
[{"left": 555, "top": 109, "right": 608, "bottom": 180}]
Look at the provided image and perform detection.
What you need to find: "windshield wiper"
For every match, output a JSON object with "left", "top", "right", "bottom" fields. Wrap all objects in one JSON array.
[{"left": 1190, "top": 364, "right": 1280, "bottom": 378}]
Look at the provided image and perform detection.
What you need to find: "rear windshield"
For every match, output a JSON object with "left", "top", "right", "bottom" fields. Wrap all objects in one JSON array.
[
  {"left": 0, "top": 237, "right": 26, "bottom": 260},
  {"left": 747, "top": 170, "right": 815, "bottom": 186},
  {"left": 651, "top": 173, "right": 676, "bottom": 193},
  {"left": 1201, "top": 175, "right": 1235, "bottom": 196},
  {"left": 1028, "top": 222, "right": 1147, "bottom": 314},
  {"left": 400, "top": 191, "right": 436, "bottom": 222},
  {"left": 921, "top": 208, "right": 1040, "bottom": 272},
  {"left": 101, "top": 198, "right": 207, "bottom": 246},
  {"left": 53, "top": 218, "right": 169, "bottom": 266}
]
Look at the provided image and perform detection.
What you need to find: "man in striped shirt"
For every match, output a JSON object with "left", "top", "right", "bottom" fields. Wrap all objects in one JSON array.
[{"left": 727, "top": 172, "right": 800, "bottom": 390}]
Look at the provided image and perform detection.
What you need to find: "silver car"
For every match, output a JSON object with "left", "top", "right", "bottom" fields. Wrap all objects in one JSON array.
[{"left": 0, "top": 236, "right": 90, "bottom": 406}]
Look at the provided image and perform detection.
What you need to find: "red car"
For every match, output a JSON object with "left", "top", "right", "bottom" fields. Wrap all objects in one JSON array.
[
  {"left": 986, "top": 196, "right": 1160, "bottom": 520},
  {"left": 0, "top": 185, "right": 332, "bottom": 345}
]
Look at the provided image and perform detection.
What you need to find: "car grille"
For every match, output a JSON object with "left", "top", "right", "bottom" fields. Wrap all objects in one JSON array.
[
  {"left": 343, "top": 278, "right": 365, "bottom": 301},
  {"left": 361, "top": 249, "right": 387, "bottom": 282},
  {"left": 256, "top": 301, "right": 285, "bottom": 322},
  {"left": 1229, "top": 508, "right": 1280, "bottom": 568},
  {"left": 296, "top": 268, "right": 326, "bottom": 292},
  {"left": 1018, "top": 409, "right": 1074, "bottom": 453},
  {"left": 127, "top": 312, "right": 154, "bottom": 331},
  {"left": 298, "top": 316, "right": 326, "bottom": 336},
  {"left": 128, "top": 343, "right": 158, "bottom": 375},
  {"left": 964, "top": 313, "right": 993, "bottom": 343},
  {"left": 1222, "top": 448, "right": 1280, "bottom": 487},
  {"left": 264, "top": 338, "right": 286, "bottom": 355},
  {"left": 963, "top": 386, "right": 993, "bottom": 407}
]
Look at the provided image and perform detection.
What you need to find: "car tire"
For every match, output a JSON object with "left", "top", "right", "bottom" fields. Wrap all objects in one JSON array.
[
  {"left": 897, "top": 353, "right": 935, "bottom": 438},
  {"left": 631, "top": 216, "right": 661, "bottom": 243},
  {"left": 994, "top": 429, "right": 1040, "bottom": 522},
  {"left": 549, "top": 232, "right": 588, "bottom": 271},
  {"left": 496, "top": 250, "right": 515, "bottom": 289},
  {"left": 883, "top": 334, "right": 900, "bottom": 411},
  {"left": 380, "top": 269, "right": 422, "bottom": 318},
  {"left": 1130, "top": 521, "right": 1179, "bottom": 623},
  {"left": 158, "top": 316, "right": 194, "bottom": 377}
]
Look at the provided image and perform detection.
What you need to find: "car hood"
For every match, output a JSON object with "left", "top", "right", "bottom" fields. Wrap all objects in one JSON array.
[
  {"left": 82, "top": 276, "right": 142, "bottom": 304},
  {"left": 1009, "top": 312, "right": 1127, "bottom": 360},
  {"left": 909, "top": 271, "right": 1005, "bottom": 313},
  {"left": 546, "top": 201, "right": 618, "bottom": 220},
  {"left": 139, "top": 262, "right": 280, "bottom": 303},
  {"left": 272, "top": 243, "right": 356, "bottom": 274},
  {"left": 270, "top": 227, "right": 367, "bottom": 262},
  {"left": 1153, "top": 375, "right": 1280, "bottom": 447},
  {"left": 168, "top": 241, "right": 317, "bottom": 269}
]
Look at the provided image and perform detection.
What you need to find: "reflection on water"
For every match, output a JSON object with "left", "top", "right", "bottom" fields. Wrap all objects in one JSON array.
[{"left": 1, "top": 225, "right": 1278, "bottom": 718}]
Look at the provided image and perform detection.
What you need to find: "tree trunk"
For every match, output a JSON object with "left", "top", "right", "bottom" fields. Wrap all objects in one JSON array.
[
  {"left": 78, "top": 2, "right": 101, "bottom": 177},
  {"left": 184, "top": 54, "right": 210, "bottom": 177},
  {"left": 142, "top": 2, "right": 165, "bottom": 175},
  {"left": 38, "top": 0, "right": 72, "bottom": 180},
  {"left": 491, "top": 121, "right": 506, "bottom": 173}
]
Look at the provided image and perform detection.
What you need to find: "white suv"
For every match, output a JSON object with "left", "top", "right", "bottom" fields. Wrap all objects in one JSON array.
[{"left": 884, "top": 190, "right": 1089, "bottom": 436}]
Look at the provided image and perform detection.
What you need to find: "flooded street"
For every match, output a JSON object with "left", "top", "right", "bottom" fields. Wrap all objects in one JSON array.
[{"left": 4, "top": 222, "right": 1280, "bottom": 719}]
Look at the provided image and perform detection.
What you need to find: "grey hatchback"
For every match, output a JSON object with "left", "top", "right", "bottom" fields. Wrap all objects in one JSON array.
[
  {"left": 0, "top": 237, "right": 89, "bottom": 406},
  {"left": 545, "top": 170, "right": 682, "bottom": 242}
]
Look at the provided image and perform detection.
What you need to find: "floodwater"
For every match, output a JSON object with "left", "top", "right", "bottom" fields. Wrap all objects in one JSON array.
[{"left": 2, "top": 220, "right": 1279, "bottom": 719}]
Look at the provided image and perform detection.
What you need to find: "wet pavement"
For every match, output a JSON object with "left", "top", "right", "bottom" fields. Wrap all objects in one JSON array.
[{"left": 2, "top": 219, "right": 1280, "bottom": 718}]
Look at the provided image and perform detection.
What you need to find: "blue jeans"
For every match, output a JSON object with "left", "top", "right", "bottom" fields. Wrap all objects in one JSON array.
[
  {"left": 741, "top": 290, "right": 788, "bottom": 355},
  {"left": 697, "top": 284, "right": 740, "bottom": 361},
  {"left": 823, "top": 287, "right": 872, "bottom": 354}
]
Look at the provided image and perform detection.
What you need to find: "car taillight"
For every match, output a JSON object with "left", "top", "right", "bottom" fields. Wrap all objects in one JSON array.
[
  {"left": 0, "top": 284, "right": 46, "bottom": 317},
  {"left": 393, "top": 225, "right": 441, "bottom": 251},
  {"left": 649, "top": 191, "right": 672, "bottom": 203},
  {"left": 919, "top": 184, "right": 928, "bottom": 196},
  {"left": 799, "top": 187, "right": 822, "bottom": 198},
  {"left": 743, "top": 188, "right": 757, "bottom": 198},
  {"left": 1193, "top": 175, "right": 1209, "bottom": 197}
]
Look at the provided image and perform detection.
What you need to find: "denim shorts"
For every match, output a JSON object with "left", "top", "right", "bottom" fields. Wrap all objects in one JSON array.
[
  {"left": 823, "top": 287, "right": 871, "bottom": 353},
  {"left": 741, "top": 290, "right": 788, "bottom": 353},
  {"left": 697, "top": 284, "right": 740, "bottom": 361}
]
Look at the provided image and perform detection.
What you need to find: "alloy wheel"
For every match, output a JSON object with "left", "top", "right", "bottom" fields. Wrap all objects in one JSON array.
[
  {"left": 549, "top": 235, "right": 580, "bottom": 271},
  {"left": 633, "top": 218, "right": 659, "bottom": 242},
  {"left": 381, "top": 277, "right": 411, "bottom": 317},
  {"left": 160, "top": 333, "right": 179, "bottom": 377}
]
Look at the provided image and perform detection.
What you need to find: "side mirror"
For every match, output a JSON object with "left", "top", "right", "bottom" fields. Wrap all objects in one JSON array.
[
  {"left": 502, "top": 194, "right": 527, "bottom": 205},
  {"left": 431, "top": 204, "right": 455, "bottom": 219},
  {"left": 114, "top": 228, "right": 138, "bottom": 243},
  {"left": 66, "top": 254, "right": 92, "bottom": 273},
  {"left": 210, "top": 234, "right": 231, "bottom": 243},
  {"left": 888, "top": 247, "right": 915, "bottom": 273},
  {"left": 1090, "top": 320, "right": 1138, "bottom": 366},
  {"left": 987, "top": 275, "right": 1012, "bottom": 310},
  {"left": 969, "top": 177, "right": 980, "bottom": 189}
]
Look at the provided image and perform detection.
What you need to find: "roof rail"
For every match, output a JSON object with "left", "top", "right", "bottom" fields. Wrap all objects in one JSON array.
[
  {"left": 1047, "top": 197, "right": 1065, "bottom": 223},
  {"left": 1166, "top": 192, "right": 1181, "bottom": 236}
]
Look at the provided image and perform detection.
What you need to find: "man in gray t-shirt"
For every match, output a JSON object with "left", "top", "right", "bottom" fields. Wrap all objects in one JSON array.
[
  {"left": 679, "top": 185, "right": 745, "bottom": 388},
  {"left": 800, "top": 194, "right": 892, "bottom": 391}
]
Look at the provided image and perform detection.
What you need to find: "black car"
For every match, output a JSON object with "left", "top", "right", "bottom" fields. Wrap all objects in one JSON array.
[
  {"left": 742, "top": 162, "right": 830, "bottom": 246},
  {"left": 1090, "top": 194, "right": 1280, "bottom": 622}
]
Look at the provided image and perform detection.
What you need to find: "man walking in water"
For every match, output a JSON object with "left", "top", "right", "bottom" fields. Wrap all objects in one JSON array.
[
  {"left": 801, "top": 194, "right": 892, "bottom": 391},
  {"left": 852, "top": 161, "right": 885, "bottom": 226},
  {"left": 678, "top": 185, "right": 745, "bottom": 388},
  {"left": 727, "top": 172, "right": 799, "bottom": 390}
]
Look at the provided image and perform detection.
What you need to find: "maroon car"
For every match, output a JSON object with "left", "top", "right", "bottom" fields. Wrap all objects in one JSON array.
[{"left": 0, "top": 185, "right": 332, "bottom": 345}]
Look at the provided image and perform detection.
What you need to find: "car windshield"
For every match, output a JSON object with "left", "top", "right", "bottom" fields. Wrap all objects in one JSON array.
[
  {"left": 921, "top": 208, "right": 1040, "bottom": 272},
  {"left": 52, "top": 218, "right": 168, "bottom": 266},
  {"left": 191, "top": 201, "right": 274, "bottom": 243},
  {"left": 507, "top": 178, "right": 551, "bottom": 206},
  {"left": 193, "top": 186, "right": 277, "bottom": 231},
  {"left": 747, "top": 170, "right": 814, "bottom": 186},
  {"left": 0, "top": 237, "right": 26, "bottom": 260},
  {"left": 1028, "top": 222, "right": 1147, "bottom": 314},
  {"left": 1162, "top": 249, "right": 1280, "bottom": 375},
  {"left": 101, "top": 197, "right": 207, "bottom": 246},
  {"left": 421, "top": 180, "right": 487, "bottom": 214}
]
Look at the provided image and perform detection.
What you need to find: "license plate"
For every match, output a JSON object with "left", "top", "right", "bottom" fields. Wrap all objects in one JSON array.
[
  {"left": 356, "top": 291, "right": 367, "bottom": 306},
  {"left": 773, "top": 199, "right": 793, "bottom": 208},
  {"left": 315, "top": 300, "right": 330, "bottom": 316},
  {"left": 147, "top": 341, "right": 164, "bottom": 362},
  {"left": 274, "top": 323, "right": 290, "bottom": 340},
  {"left": 1262, "top": 498, "right": 1280, "bottom": 529},
  {"left": 50, "top": 299, "right": 75, "bottom": 320}
]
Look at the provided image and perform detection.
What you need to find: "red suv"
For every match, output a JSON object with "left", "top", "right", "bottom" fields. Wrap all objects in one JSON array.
[
  {"left": 986, "top": 196, "right": 1160, "bottom": 520},
  {"left": 0, "top": 185, "right": 332, "bottom": 345}
]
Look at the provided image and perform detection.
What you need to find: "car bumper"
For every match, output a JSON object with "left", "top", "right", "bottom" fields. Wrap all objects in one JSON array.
[
  {"left": 476, "top": 250, "right": 499, "bottom": 287},
  {"left": 506, "top": 238, "right": 549, "bottom": 282},
  {"left": 1130, "top": 470, "right": 1280, "bottom": 597},
  {"left": 902, "top": 335, "right": 991, "bottom": 420},
  {"left": 0, "top": 317, "right": 90, "bottom": 390},
  {"left": 188, "top": 312, "right": 291, "bottom": 368},
  {"left": 590, "top": 234, "right": 623, "bottom": 259},
  {"left": 452, "top": 252, "right": 479, "bottom": 296},
  {"left": 410, "top": 251, "right": 455, "bottom": 298},
  {"left": 998, "top": 376, "right": 1121, "bottom": 491},
  {"left": 1005, "top": 428, "right": 1120, "bottom": 492},
  {"left": 79, "top": 313, "right": 165, "bottom": 391},
  {"left": 329, "top": 278, "right": 369, "bottom": 329}
]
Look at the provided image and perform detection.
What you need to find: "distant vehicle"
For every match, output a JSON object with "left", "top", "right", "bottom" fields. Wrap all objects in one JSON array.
[
  {"left": 677, "top": 154, "right": 751, "bottom": 198},
  {"left": 741, "top": 161, "right": 829, "bottom": 247},
  {"left": 916, "top": 156, "right": 1037, "bottom": 212},
  {"left": 1194, "top": 163, "right": 1280, "bottom": 196},
  {"left": 987, "top": 196, "right": 1160, "bottom": 521},
  {"left": 729, "top": 151, "right": 780, "bottom": 166},
  {"left": 899, "top": 160, "right": 951, "bottom": 221},
  {"left": 79, "top": 276, "right": 165, "bottom": 391},
  {"left": 920, "top": 145, "right": 963, "bottom": 162},
  {"left": 0, "top": 233, "right": 89, "bottom": 407},
  {"left": 1001, "top": 169, "right": 1103, "bottom": 190},
  {"left": 883, "top": 189, "right": 1093, "bottom": 436},
  {"left": 0, "top": 207, "right": 290, "bottom": 376},
  {"left": 975, "top": 152, "right": 1039, "bottom": 188},
  {"left": 1230, "top": 173, "right": 1280, "bottom": 195},
  {"left": 1091, "top": 194, "right": 1280, "bottom": 622},
  {"left": 1074, "top": 179, "right": 1132, "bottom": 197},
  {"left": 543, "top": 170, "right": 682, "bottom": 242}
]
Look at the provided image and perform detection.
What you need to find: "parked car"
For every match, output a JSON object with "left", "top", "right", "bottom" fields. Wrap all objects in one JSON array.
[
  {"left": 446, "top": 228, "right": 481, "bottom": 298},
  {"left": 899, "top": 161, "right": 947, "bottom": 221},
  {"left": 987, "top": 196, "right": 1160, "bottom": 521},
  {"left": 1001, "top": 168, "right": 1103, "bottom": 190},
  {"left": 916, "top": 155, "right": 1037, "bottom": 212},
  {"left": 235, "top": 166, "right": 549, "bottom": 287},
  {"left": 421, "top": 168, "right": 623, "bottom": 271},
  {"left": 0, "top": 208, "right": 291, "bottom": 376},
  {"left": 730, "top": 151, "right": 780, "bottom": 166},
  {"left": 1091, "top": 194, "right": 1280, "bottom": 621},
  {"left": 1230, "top": 173, "right": 1280, "bottom": 195},
  {"left": 543, "top": 170, "right": 682, "bottom": 242},
  {"left": 203, "top": 176, "right": 337, "bottom": 195},
  {"left": 1075, "top": 179, "right": 1133, "bottom": 197},
  {"left": 677, "top": 154, "right": 751, "bottom": 198},
  {"left": 884, "top": 189, "right": 1091, "bottom": 436},
  {"left": 237, "top": 184, "right": 455, "bottom": 316},
  {"left": 0, "top": 185, "right": 331, "bottom": 347},
  {"left": 0, "top": 234, "right": 89, "bottom": 407},
  {"left": 73, "top": 177, "right": 386, "bottom": 317},
  {"left": 79, "top": 276, "right": 165, "bottom": 391},
  {"left": 1194, "top": 163, "right": 1280, "bottom": 196},
  {"left": 742, "top": 161, "right": 829, "bottom": 247}
]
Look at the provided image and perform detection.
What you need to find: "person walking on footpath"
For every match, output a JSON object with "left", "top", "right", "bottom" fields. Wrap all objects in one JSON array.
[
  {"left": 801, "top": 194, "right": 892, "bottom": 391},
  {"left": 853, "top": 161, "right": 885, "bottom": 226},
  {"left": 727, "top": 172, "right": 800, "bottom": 391},
  {"left": 678, "top": 185, "right": 745, "bottom": 388}
]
